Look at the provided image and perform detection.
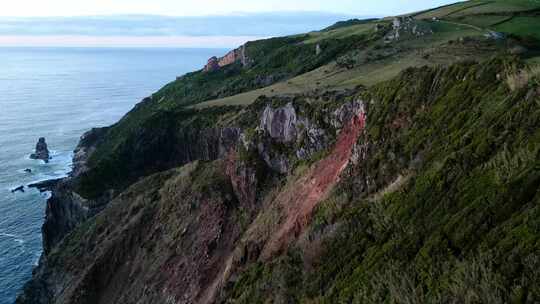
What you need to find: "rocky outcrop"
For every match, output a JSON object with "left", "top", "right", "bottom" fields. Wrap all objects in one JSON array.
[
  {"left": 17, "top": 89, "right": 368, "bottom": 304},
  {"left": 219, "top": 44, "right": 248, "bottom": 67},
  {"left": 39, "top": 127, "right": 108, "bottom": 253},
  {"left": 11, "top": 185, "right": 25, "bottom": 193},
  {"left": 255, "top": 96, "right": 365, "bottom": 173},
  {"left": 30, "top": 137, "right": 50, "bottom": 163},
  {"left": 26, "top": 130, "right": 104, "bottom": 251},
  {"left": 260, "top": 102, "right": 298, "bottom": 143},
  {"left": 42, "top": 182, "right": 96, "bottom": 253},
  {"left": 385, "top": 16, "right": 432, "bottom": 42},
  {"left": 204, "top": 56, "right": 220, "bottom": 72},
  {"left": 71, "top": 128, "right": 107, "bottom": 177},
  {"left": 257, "top": 101, "right": 321, "bottom": 173},
  {"left": 28, "top": 178, "right": 62, "bottom": 192},
  {"left": 204, "top": 44, "right": 250, "bottom": 72}
]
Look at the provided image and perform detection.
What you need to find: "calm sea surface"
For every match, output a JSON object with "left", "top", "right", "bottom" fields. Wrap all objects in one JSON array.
[{"left": 0, "top": 47, "right": 222, "bottom": 304}]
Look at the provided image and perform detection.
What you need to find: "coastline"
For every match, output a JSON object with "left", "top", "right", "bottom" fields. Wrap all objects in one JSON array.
[
  {"left": 0, "top": 47, "right": 218, "bottom": 304},
  {"left": 16, "top": 127, "right": 109, "bottom": 304}
]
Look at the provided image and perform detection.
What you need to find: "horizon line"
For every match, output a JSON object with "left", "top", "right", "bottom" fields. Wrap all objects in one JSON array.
[
  {"left": 0, "top": 11, "right": 375, "bottom": 19},
  {"left": 0, "top": 35, "right": 265, "bottom": 48}
]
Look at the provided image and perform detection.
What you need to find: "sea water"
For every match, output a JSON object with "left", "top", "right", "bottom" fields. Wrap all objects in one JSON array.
[{"left": 0, "top": 47, "right": 222, "bottom": 303}]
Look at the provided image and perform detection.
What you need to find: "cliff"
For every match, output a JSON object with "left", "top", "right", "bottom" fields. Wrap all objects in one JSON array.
[
  {"left": 17, "top": 1, "right": 540, "bottom": 303},
  {"left": 204, "top": 45, "right": 249, "bottom": 72}
]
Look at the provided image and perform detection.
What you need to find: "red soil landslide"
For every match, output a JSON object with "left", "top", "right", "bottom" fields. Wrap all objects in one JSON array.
[{"left": 261, "top": 111, "right": 366, "bottom": 260}]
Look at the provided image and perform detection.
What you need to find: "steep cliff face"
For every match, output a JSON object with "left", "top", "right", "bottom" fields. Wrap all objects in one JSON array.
[
  {"left": 18, "top": 89, "right": 366, "bottom": 304},
  {"left": 40, "top": 127, "right": 107, "bottom": 253},
  {"left": 220, "top": 60, "right": 540, "bottom": 303},
  {"left": 15, "top": 5, "right": 540, "bottom": 301},
  {"left": 18, "top": 58, "right": 540, "bottom": 304},
  {"left": 204, "top": 45, "right": 249, "bottom": 72}
]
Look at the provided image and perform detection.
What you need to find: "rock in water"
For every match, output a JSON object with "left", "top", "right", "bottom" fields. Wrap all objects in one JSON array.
[
  {"left": 11, "top": 185, "right": 25, "bottom": 193},
  {"left": 30, "top": 137, "right": 50, "bottom": 163}
]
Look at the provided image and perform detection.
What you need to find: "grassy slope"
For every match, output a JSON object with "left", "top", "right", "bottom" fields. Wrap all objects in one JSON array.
[
  {"left": 78, "top": 0, "right": 540, "bottom": 199},
  {"left": 195, "top": 0, "right": 540, "bottom": 109},
  {"left": 226, "top": 58, "right": 540, "bottom": 304},
  {"left": 76, "top": 31, "right": 386, "bottom": 198},
  {"left": 28, "top": 2, "right": 540, "bottom": 303},
  {"left": 194, "top": 21, "right": 485, "bottom": 108}
]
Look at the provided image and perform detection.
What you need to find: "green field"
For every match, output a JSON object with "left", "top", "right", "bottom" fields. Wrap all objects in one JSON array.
[
  {"left": 183, "top": 0, "right": 540, "bottom": 110},
  {"left": 304, "top": 22, "right": 379, "bottom": 44},
  {"left": 449, "top": 0, "right": 540, "bottom": 17},
  {"left": 414, "top": 1, "right": 491, "bottom": 19},
  {"left": 494, "top": 17, "right": 540, "bottom": 39},
  {"left": 194, "top": 25, "right": 494, "bottom": 109},
  {"left": 452, "top": 15, "right": 513, "bottom": 28}
]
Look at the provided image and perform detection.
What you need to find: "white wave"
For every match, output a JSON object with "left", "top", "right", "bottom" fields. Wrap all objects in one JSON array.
[{"left": 32, "top": 253, "right": 41, "bottom": 266}]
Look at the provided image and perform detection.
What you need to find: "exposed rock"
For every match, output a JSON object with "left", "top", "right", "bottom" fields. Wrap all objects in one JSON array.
[
  {"left": 260, "top": 102, "right": 298, "bottom": 143},
  {"left": 255, "top": 95, "right": 363, "bottom": 174},
  {"left": 19, "top": 161, "right": 256, "bottom": 304},
  {"left": 226, "top": 151, "right": 259, "bottom": 210},
  {"left": 204, "top": 56, "right": 220, "bottom": 72},
  {"left": 329, "top": 98, "right": 366, "bottom": 129},
  {"left": 485, "top": 31, "right": 506, "bottom": 40},
  {"left": 30, "top": 137, "right": 50, "bottom": 163},
  {"left": 71, "top": 127, "right": 108, "bottom": 177},
  {"left": 257, "top": 142, "right": 291, "bottom": 174},
  {"left": 24, "top": 168, "right": 32, "bottom": 173},
  {"left": 204, "top": 44, "right": 250, "bottom": 72},
  {"left": 28, "top": 178, "right": 62, "bottom": 192},
  {"left": 219, "top": 44, "right": 249, "bottom": 67},
  {"left": 316, "top": 44, "right": 322, "bottom": 56},
  {"left": 41, "top": 181, "right": 97, "bottom": 253},
  {"left": 11, "top": 185, "right": 25, "bottom": 193},
  {"left": 385, "top": 16, "right": 432, "bottom": 42},
  {"left": 260, "top": 107, "right": 366, "bottom": 260}
]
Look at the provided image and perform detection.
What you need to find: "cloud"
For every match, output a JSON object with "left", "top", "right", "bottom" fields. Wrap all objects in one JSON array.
[
  {"left": 0, "top": 35, "right": 262, "bottom": 48},
  {"left": 0, "top": 13, "right": 371, "bottom": 37}
]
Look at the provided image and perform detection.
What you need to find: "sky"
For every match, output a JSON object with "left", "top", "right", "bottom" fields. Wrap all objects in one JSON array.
[
  {"left": 0, "top": 0, "right": 461, "bottom": 47},
  {"left": 0, "top": 0, "right": 459, "bottom": 17}
]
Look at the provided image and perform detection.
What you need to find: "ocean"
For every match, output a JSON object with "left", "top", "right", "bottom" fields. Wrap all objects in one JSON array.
[{"left": 0, "top": 47, "right": 222, "bottom": 304}]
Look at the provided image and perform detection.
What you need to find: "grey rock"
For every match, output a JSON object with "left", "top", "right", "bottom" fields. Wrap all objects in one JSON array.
[
  {"left": 260, "top": 102, "right": 298, "bottom": 143},
  {"left": 30, "top": 137, "right": 50, "bottom": 163},
  {"left": 385, "top": 16, "right": 432, "bottom": 43},
  {"left": 28, "top": 178, "right": 62, "bottom": 192},
  {"left": 11, "top": 185, "right": 25, "bottom": 193}
]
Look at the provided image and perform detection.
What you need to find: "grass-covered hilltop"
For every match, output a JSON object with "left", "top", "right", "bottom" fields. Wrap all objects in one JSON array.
[{"left": 17, "top": 1, "right": 540, "bottom": 303}]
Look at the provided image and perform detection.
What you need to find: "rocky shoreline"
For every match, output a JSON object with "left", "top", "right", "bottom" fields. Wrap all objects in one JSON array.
[
  {"left": 16, "top": 128, "right": 107, "bottom": 303},
  {"left": 15, "top": 91, "right": 365, "bottom": 304}
]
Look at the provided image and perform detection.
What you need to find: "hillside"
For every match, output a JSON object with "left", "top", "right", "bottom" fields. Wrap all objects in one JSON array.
[{"left": 17, "top": 1, "right": 540, "bottom": 303}]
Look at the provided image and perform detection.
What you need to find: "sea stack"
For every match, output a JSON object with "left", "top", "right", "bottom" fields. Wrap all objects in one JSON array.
[{"left": 30, "top": 137, "right": 50, "bottom": 163}]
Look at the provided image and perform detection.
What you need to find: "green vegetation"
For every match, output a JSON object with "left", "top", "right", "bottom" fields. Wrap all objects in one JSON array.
[
  {"left": 494, "top": 17, "right": 540, "bottom": 40},
  {"left": 415, "top": 0, "right": 540, "bottom": 20},
  {"left": 322, "top": 18, "right": 380, "bottom": 31},
  {"left": 304, "top": 22, "right": 381, "bottom": 44},
  {"left": 227, "top": 58, "right": 540, "bottom": 303},
  {"left": 21, "top": 2, "right": 540, "bottom": 304},
  {"left": 76, "top": 106, "right": 238, "bottom": 198},
  {"left": 448, "top": 0, "right": 540, "bottom": 17}
]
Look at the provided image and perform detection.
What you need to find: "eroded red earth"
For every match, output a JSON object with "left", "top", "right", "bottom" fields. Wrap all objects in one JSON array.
[{"left": 261, "top": 111, "right": 366, "bottom": 259}]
